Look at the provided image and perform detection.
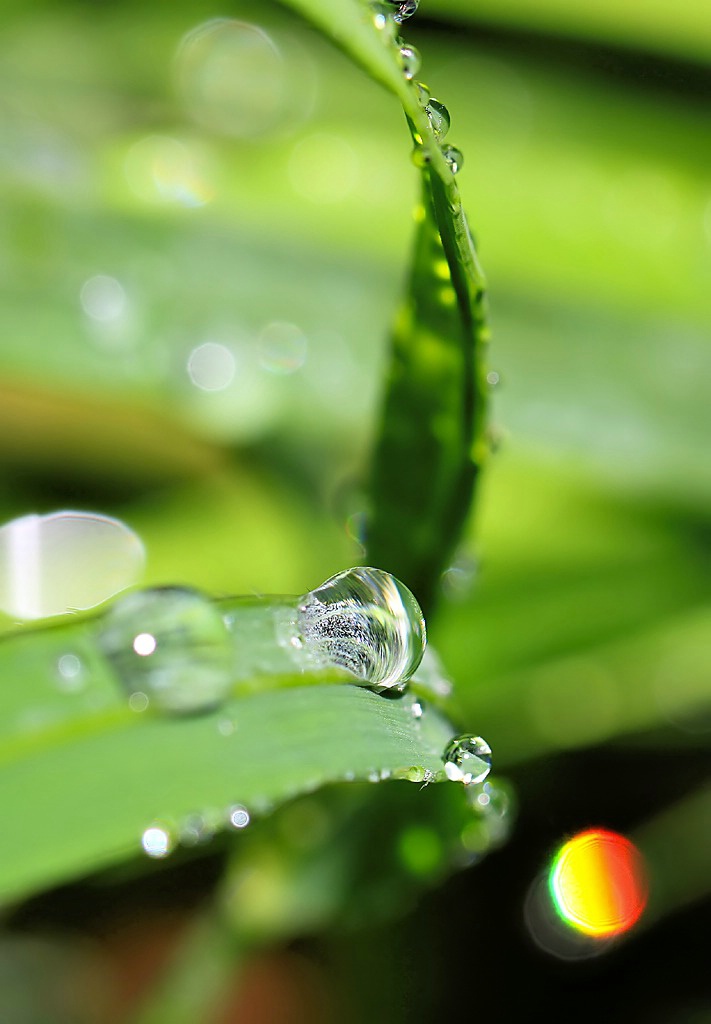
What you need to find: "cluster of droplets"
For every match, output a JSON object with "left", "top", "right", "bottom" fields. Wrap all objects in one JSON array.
[
  {"left": 371, "top": 1, "right": 463, "bottom": 176},
  {"left": 141, "top": 803, "right": 251, "bottom": 859},
  {"left": 92, "top": 565, "right": 491, "bottom": 853}
]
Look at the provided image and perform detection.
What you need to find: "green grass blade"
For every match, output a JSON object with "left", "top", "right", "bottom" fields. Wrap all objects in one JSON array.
[{"left": 277, "top": 0, "right": 489, "bottom": 611}]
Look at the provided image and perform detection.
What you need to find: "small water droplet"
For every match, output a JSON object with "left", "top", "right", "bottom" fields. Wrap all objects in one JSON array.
[
  {"left": 56, "top": 653, "right": 85, "bottom": 692},
  {"left": 426, "top": 99, "right": 450, "bottom": 141},
  {"left": 487, "top": 370, "right": 501, "bottom": 388},
  {"left": 414, "top": 81, "right": 431, "bottom": 107},
  {"left": 388, "top": 0, "right": 419, "bottom": 23},
  {"left": 443, "top": 735, "right": 492, "bottom": 785},
  {"left": 98, "top": 586, "right": 234, "bottom": 714},
  {"left": 141, "top": 824, "right": 174, "bottom": 858},
  {"left": 442, "top": 145, "right": 463, "bottom": 174},
  {"left": 411, "top": 700, "right": 424, "bottom": 719},
  {"left": 297, "top": 567, "right": 426, "bottom": 689},
  {"left": 398, "top": 43, "right": 421, "bottom": 80},
  {"left": 367, "top": 769, "right": 380, "bottom": 783},
  {"left": 228, "top": 804, "right": 250, "bottom": 829}
]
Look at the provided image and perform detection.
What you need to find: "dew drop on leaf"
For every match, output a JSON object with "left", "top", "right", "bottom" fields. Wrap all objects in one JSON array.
[
  {"left": 426, "top": 98, "right": 451, "bottom": 141},
  {"left": 398, "top": 43, "right": 421, "bottom": 80},
  {"left": 98, "top": 586, "right": 234, "bottom": 714},
  {"left": 443, "top": 735, "right": 492, "bottom": 784},
  {"left": 297, "top": 567, "right": 426, "bottom": 689},
  {"left": 442, "top": 145, "right": 463, "bottom": 174}
]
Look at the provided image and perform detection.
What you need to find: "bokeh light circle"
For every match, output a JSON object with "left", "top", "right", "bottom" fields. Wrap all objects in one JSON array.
[{"left": 549, "top": 828, "right": 647, "bottom": 938}]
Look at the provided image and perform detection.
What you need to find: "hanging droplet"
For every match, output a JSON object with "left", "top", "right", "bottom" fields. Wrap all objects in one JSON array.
[
  {"left": 389, "top": 0, "right": 419, "bottom": 23},
  {"left": 297, "top": 567, "right": 426, "bottom": 689},
  {"left": 426, "top": 99, "right": 450, "bottom": 141},
  {"left": 414, "top": 81, "right": 431, "bottom": 107},
  {"left": 98, "top": 586, "right": 234, "bottom": 714},
  {"left": 398, "top": 43, "right": 421, "bottom": 80},
  {"left": 443, "top": 735, "right": 492, "bottom": 784},
  {"left": 466, "top": 777, "right": 515, "bottom": 846},
  {"left": 442, "top": 145, "right": 463, "bottom": 174}
]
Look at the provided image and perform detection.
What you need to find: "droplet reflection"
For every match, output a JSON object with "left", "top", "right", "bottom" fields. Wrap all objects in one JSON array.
[
  {"left": 443, "top": 735, "right": 492, "bottom": 784},
  {"left": 297, "top": 567, "right": 426, "bottom": 689}
]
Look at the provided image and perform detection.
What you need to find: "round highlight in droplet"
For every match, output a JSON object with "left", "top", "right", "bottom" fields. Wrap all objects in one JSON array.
[{"left": 549, "top": 828, "right": 647, "bottom": 938}]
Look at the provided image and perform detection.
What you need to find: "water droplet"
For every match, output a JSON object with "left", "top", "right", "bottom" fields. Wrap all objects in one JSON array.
[
  {"left": 367, "top": 769, "right": 381, "bottom": 783},
  {"left": 414, "top": 82, "right": 431, "bottom": 107},
  {"left": 426, "top": 99, "right": 450, "bottom": 141},
  {"left": 0, "top": 511, "right": 144, "bottom": 620},
  {"left": 442, "top": 145, "right": 463, "bottom": 174},
  {"left": 388, "top": 0, "right": 419, "bottom": 22},
  {"left": 98, "top": 586, "right": 234, "bottom": 714},
  {"left": 297, "top": 567, "right": 426, "bottom": 689},
  {"left": 411, "top": 700, "right": 424, "bottom": 719},
  {"left": 487, "top": 370, "right": 501, "bottom": 388},
  {"left": 141, "top": 825, "right": 174, "bottom": 858},
  {"left": 398, "top": 43, "right": 421, "bottom": 80},
  {"left": 443, "top": 735, "right": 492, "bottom": 784},
  {"left": 56, "top": 653, "right": 84, "bottom": 692},
  {"left": 228, "top": 804, "right": 250, "bottom": 829}
]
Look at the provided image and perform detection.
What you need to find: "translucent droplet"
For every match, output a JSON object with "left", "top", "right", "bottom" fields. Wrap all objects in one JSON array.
[
  {"left": 371, "top": 3, "right": 396, "bottom": 34},
  {"left": 466, "top": 778, "right": 515, "bottom": 846},
  {"left": 398, "top": 43, "right": 421, "bottom": 80},
  {"left": 487, "top": 370, "right": 501, "bottom": 388},
  {"left": 415, "top": 82, "right": 431, "bottom": 107},
  {"left": 297, "top": 567, "right": 426, "bottom": 689},
  {"left": 443, "top": 735, "right": 492, "bottom": 784},
  {"left": 228, "top": 804, "right": 250, "bottom": 829},
  {"left": 442, "top": 145, "right": 463, "bottom": 174},
  {"left": 99, "top": 586, "right": 234, "bottom": 714},
  {"left": 411, "top": 700, "right": 424, "bottom": 719},
  {"left": 389, "top": 0, "right": 419, "bottom": 23},
  {"left": 426, "top": 99, "right": 450, "bottom": 141},
  {"left": 141, "top": 825, "right": 174, "bottom": 858},
  {"left": 0, "top": 511, "right": 145, "bottom": 620}
]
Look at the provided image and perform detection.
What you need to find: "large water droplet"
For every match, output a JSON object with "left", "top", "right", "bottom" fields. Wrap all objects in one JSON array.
[
  {"left": 426, "top": 99, "right": 450, "bottom": 141},
  {"left": 443, "top": 735, "right": 492, "bottom": 784},
  {"left": 442, "top": 145, "right": 463, "bottom": 174},
  {"left": 398, "top": 43, "right": 421, "bottom": 80},
  {"left": 98, "top": 586, "right": 233, "bottom": 714},
  {"left": 297, "top": 567, "right": 426, "bottom": 689}
]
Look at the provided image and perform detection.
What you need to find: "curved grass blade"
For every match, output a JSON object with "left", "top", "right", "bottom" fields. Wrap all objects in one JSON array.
[
  {"left": 277, "top": 0, "right": 490, "bottom": 612},
  {"left": 0, "top": 604, "right": 453, "bottom": 902}
]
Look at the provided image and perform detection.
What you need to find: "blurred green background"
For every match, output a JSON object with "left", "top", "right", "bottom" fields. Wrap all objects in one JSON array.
[{"left": 0, "top": 0, "right": 709, "bottom": 1020}]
